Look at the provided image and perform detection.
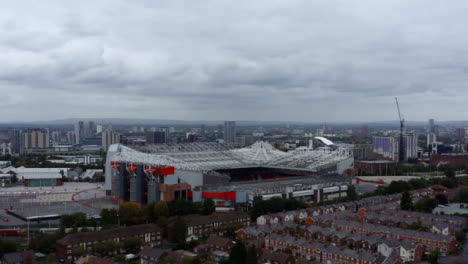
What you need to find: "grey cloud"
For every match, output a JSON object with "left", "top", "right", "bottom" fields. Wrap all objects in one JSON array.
[{"left": 0, "top": 0, "right": 468, "bottom": 122}]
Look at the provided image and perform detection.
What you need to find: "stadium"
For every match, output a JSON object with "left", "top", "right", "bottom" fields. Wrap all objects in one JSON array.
[{"left": 105, "top": 138, "right": 355, "bottom": 207}]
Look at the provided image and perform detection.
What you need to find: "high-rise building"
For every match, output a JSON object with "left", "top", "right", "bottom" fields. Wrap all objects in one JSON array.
[
  {"left": 224, "top": 121, "right": 236, "bottom": 144},
  {"left": 427, "top": 133, "right": 437, "bottom": 147},
  {"left": 9, "top": 129, "right": 22, "bottom": 154},
  {"left": 402, "top": 131, "right": 417, "bottom": 159},
  {"left": 66, "top": 131, "right": 76, "bottom": 145},
  {"left": 455, "top": 128, "right": 465, "bottom": 142},
  {"left": 428, "top": 119, "right": 435, "bottom": 133},
  {"left": 22, "top": 129, "right": 50, "bottom": 152},
  {"left": 372, "top": 136, "right": 399, "bottom": 161},
  {"left": 96, "top": 125, "right": 103, "bottom": 134},
  {"left": 146, "top": 131, "right": 167, "bottom": 144},
  {"left": 159, "top": 127, "right": 170, "bottom": 144},
  {"left": 200, "top": 124, "right": 205, "bottom": 134},
  {"left": 51, "top": 131, "right": 61, "bottom": 145},
  {"left": 373, "top": 131, "right": 417, "bottom": 161},
  {"left": 87, "top": 121, "right": 96, "bottom": 137},
  {"left": 102, "top": 129, "right": 121, "bottom": 151},
  {"left": 74, "top": 121, "right": 85, "bottom": 144}
]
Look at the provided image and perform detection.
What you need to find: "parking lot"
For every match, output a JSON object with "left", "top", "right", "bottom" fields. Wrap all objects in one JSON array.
[{"left": 0, "top": 182, "right": 116, "bottom": 228}]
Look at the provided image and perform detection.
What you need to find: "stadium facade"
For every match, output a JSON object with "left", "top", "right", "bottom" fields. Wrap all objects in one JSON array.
[{"left": 105, "top": 139, "right": 355, "bottom": 206}]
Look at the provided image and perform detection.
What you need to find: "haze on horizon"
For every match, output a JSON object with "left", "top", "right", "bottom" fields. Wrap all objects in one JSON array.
[{"left": 1, "top": 0, "right": 467, "bottom": 123}]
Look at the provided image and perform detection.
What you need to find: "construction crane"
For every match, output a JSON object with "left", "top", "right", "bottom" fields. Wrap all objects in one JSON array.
[{"left": 395, "top": 97, "right": 405, "bottom": 162}]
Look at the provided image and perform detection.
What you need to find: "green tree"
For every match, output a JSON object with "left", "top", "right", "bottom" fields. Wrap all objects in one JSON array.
[
  {"left": 71, "top": 247, "right": 88, "bottom": 259},
  {"left": 119, "top": 202, "right": 141, "bottom": 226},
  {"left": 347, "top": 185, "right": 358, "bottom": 201},
  {"left": 400, "top": 191, "right": 413, "bottom": 210},
  {"left": 435, "top": 194, "right": 448, "bottom": 205},
  {"left": 229, "top": 240, "right": 247, "bottom": 264},
  {"left": 154, "top": 201, "right": 169, "bottom": 219},
  {"left": 123, "top": 237, "right": 142, "bottom": 253},
  {"left": 171, "top": 217, "right": 187, "bottom": 249},
  {"left": 203, "top": 199, "right": 216, "bottom": 215},
  {"left": 60, "top": 214, "right": 74, "bottom": 228},
  {"left": 0, "top": 238, "right": 18, "bottom": 258},
  {"left": 142, "top": 202, "right": 156, "bottom": 223},
  {"left": 100, "top": 208, "right": 119, "bottom": 228},
  {"left": 454, "top": 189, "right": 468, "bottom": 203},
  {"left": 440, "top": 164, "right": 455, "bottom": 178},
  {"left": 168, "top": 200, "right": 200, "bottom": 216},
  {"left": 427, "top": 250, "right": 439, "bottom": 264},
  {"left": 413, "top": 197, "right": 438, "bottom": 213},
  {"left": 45, "top": 253, "right": 60, "bottom": 264},
  {"left": 409, "top": 220, "right": 422, "bottom": 230},
  {"left": 181, "top": 256, "right": 201, "bottom": 264},
  {"left": 71, "top": 212, "right": 87, "bottom": 227}
]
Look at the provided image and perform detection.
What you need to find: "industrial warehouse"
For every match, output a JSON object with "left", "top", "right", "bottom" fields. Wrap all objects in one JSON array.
[{"left": 105, "top": 138, "right": 356, "bottom": 207}]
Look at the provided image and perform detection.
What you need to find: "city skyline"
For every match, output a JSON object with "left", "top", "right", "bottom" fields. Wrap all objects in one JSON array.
[{"left": 1, "top": 1, "right": 468, "bottom": 122}]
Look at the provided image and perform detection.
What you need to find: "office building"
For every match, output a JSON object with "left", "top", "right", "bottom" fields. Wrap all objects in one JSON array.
[
  {"left": 146, "top": 131, "right": 167, "bottom": 144},
  {"left": 428, "top": 119, "right": 435, "bottom": 133},
  {"left": 96, "top": 125, "right": 103, "bottom": 134},
  {"left": 224, "top": 121, "right": 236, "bottom": 144},
  {"left": 66, "top": 131, "right": 76, "bottom": 145},
  {"left": 87, "top": 121, "right": 96, "bottom": 137},
  {"left": 372, "top": 136, "right": 399, "bottom": 161},
  {"left": 455, "top": 128, "right": 465, "bottom": 142},
  {"left": 427, "top": 133, "right": 437, "bottom": 148},
  {"left": 74, "top": 121, "right": 85, "bottom": 144},
  {"left": 22, "top": 129, "right": 49, "bottom": 152},
  {"left": 9, "top": 129, "right": 22, "bottom": 154},
  {"left": 403, "top": 131, "right": 417, "bottom": 159},
  {"left": 102, "top": 130, "right": 121, "bottom": 151}
]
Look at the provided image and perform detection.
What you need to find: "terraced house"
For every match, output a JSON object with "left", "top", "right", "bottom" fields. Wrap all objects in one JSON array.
[{"left": 56, "top": 224, "right": 162, "bottom": 262}]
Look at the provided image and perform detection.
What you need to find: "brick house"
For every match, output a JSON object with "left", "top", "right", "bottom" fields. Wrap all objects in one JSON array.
[
  {"left": 185, "top": 211, "right": 249, "bottom": 240},
  {"left": 260, "top": 249, "right": 295, "bottom": 264},
  {"left": 56, "top": 224, "right": 162, "bottom": 262},
  {"left": 197, "top": 235, "right": 233, "bottom": 253}
]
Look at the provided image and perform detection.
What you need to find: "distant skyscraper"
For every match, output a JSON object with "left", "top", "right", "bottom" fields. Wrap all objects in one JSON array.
[
  {"left": 200, "top": 124, "right": 205, "bottom": 134},
  {"left": 224, "top": 121, "right": 236, "bottom": 144},
  {"left": 427, "top": 133, "right": 437, "bottom": 146},
  {"left": 74, "top": 121, "right": 85, "bottom": 144},
  {"left": 159, "top": 127, "right": 170, "bottom": 144},
  {"left": 146, "top": 131, "right": 167, "bottom": 144},
  {"left": 102, "top": 129, "right": 121, "bottom": 151},
  {"left": 402, "top": 131, "right": 417, "bottom": 159},
  {"left": 455, "top": 128, "right": 465, "bottom": 142},
  {"left": 66, "top": 131, "right": 76, "bottom": 145},
  {"left": 87, "top": 121, "right": 96, "bottom": 137},
  {"left": 96, "top": 125, "right": 103, "bottom": 134},
  {"left": 428, "top": 119, "right": 435, "bottom": 133},
  {"left": 9, "top": 129, "right": 22, "bottom": 154},
  {"left": 373, "top": 136, "right": 399, "bottom": 161},
  {"left": 22, "top": 129, "right": 49, "bottom": 152},
  {"left": 373, "top": 131, "right": 417, "bottom": 161}
]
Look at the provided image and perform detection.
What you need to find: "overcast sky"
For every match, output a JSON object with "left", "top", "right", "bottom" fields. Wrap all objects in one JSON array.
[{"left": 1, "top": 0, "right": 467, "bottom": 123}]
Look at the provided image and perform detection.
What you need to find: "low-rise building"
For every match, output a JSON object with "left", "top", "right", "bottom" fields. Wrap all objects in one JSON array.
[
  {"left": 56, "top": 224, "right": 162, "bottom": 262},
  {"left": 185, "top": 211, "right": 249, "bottom": 240}
]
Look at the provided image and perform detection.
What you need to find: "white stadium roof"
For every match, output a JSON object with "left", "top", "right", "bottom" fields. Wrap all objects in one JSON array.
[{"left": 110, "top": 140, "right": 352, "bottom": 173}]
